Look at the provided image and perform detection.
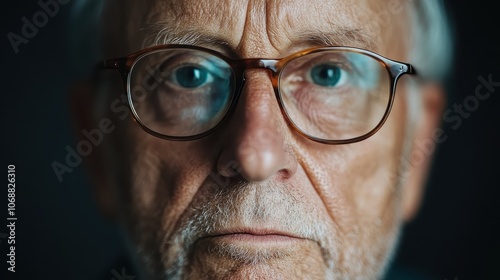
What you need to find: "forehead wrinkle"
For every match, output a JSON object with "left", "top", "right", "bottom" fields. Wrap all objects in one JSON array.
[
  {"left": 264, "top": 0, "right": 378, "bottom": 52},
  {"left": 136, "top": 0, "right": 393, "bottom": 57},
  {"left": 138, "top": 0, "right": 247, "bottom": 48},
  {"left": 236, "top": 0, "right": 276, "bottom": 56}
]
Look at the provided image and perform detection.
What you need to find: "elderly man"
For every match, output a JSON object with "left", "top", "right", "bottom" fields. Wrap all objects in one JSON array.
[{"left": 70, "top": 0, "right": 452, "bottom": 279}]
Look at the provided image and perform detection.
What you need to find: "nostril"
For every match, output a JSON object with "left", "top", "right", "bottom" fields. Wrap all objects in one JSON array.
[
  {"left": 217, "top": 154, "right": 243, "bottom": 178},
  {"left": 226, "top": 160, "right": 243, "bottom": 177}
]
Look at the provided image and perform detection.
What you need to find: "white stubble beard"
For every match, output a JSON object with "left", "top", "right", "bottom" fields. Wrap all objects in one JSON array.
[{"left": 127, "top": 180, "right": 403, "bottom": 280}]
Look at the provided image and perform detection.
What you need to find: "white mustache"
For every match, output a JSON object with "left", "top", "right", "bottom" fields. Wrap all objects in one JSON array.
[{"left": 162, "top": 180, "right": 336, "bottom": 277}]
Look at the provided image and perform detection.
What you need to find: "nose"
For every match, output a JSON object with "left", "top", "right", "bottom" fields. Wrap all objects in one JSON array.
[{"left": 216, "top": 70, "right": 296, "bottom": 182}]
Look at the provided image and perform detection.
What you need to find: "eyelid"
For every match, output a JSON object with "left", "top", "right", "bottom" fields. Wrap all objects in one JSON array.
[
  {"left": 157, "top": 53, "right": 232, "bottom": 80},
  {"left": 285, "top": 53, "right": 357, "bottom": 75}
]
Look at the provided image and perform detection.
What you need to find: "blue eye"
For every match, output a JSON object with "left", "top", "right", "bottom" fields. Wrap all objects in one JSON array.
[
  {"left": 175, "top": 66, "right": 208, "bottom": 88},
  {"left": 310, "top": 64, "right": 342, "bottom": 87}
]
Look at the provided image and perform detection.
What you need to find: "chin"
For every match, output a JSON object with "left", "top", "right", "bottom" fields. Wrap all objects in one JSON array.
[
  {"left": 183, "top": 236, "right": 329, "bottom": 279},
  {"left": 186, "top": 263, "right": 326, "bottom": 280}
]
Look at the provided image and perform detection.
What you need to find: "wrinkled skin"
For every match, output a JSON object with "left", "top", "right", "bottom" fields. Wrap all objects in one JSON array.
[{"left": 72, "top": 0, "right": 444, "bottom": 279}]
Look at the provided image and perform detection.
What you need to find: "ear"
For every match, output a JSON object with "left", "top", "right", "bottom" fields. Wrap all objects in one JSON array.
[
  {"left": 69, "top": 79, "right": 119, "bottom": 220},
  {"left": 402, "top": 83, "right": 446, "bottom": 221}
]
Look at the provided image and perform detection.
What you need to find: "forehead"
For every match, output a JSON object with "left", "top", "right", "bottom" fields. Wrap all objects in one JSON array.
[{"left": 133, "top": 0, "right": 409, "bottom": 57}]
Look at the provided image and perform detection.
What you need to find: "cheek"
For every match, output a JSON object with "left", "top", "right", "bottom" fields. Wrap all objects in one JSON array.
[
  {"left": 349, "top": 89, "right": 409, "bottom": 261},
  {"left": 348, "top": 89, "right": 407, "bottom": 217},
  {"left": 301, "top": 86, "right": 408, "bottom": 228},
  {"left": 123, "top": 127, "right": 219, "bottom": 235}
]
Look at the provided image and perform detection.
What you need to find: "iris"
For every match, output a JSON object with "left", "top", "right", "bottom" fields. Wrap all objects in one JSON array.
[
  {"left": 175, "top": 66, "right": 208, "bottom": 88},
  {"left": 310, "top": 64, "right": 341, "bottom": 87}
]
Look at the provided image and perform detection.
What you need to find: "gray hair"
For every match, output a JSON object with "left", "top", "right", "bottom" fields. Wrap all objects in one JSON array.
[{"left": 409, "top": 0, "right": 454, "bottom": 82}]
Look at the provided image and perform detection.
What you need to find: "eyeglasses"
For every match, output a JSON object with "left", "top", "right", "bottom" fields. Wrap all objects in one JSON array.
[{"left": 99, "top": 45, "right": 416, "bottom": 144}]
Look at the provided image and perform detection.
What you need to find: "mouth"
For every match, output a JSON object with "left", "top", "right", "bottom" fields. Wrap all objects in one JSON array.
[
  {"left": 201, "top": 228, "right": 306, "bottom": 245},
  {"left": 192, "top": 228, "right": 314, "bottom": 263}
]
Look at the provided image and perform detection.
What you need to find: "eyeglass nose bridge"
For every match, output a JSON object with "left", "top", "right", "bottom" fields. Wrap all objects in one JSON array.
[
  {"left": 257, "top": 59, "right": 280, "bottom": 72},
  {"left": 228, "top": 58, "right": 286, "bottom": 129},
  {"left": 236, "top": 58, "right": 281, "bottom": 91},
  {"left": 238, "top": 58, "right": 280, "bottom": 72}
]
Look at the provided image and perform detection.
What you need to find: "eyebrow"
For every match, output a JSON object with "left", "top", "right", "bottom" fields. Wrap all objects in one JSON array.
[
  {"left": 142, "top": 24, "right": 229, "bottom": 48},
  {"left": 141, "top": 23, "right": 377, "bottom": 55},
  {"left": 296, "top": 29, "right": 376, "bottom": 51}
]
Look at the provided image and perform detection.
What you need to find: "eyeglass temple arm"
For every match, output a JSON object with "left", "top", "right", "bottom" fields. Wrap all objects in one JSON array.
[
  {"left": 407, "top": 63, "right": 417, "bottom": 75},
  {"left": 389, "top": 61, "right": 417, "bottom": 77},
  {"left": 95, "top": 58, "right": 126, "bottom": 71},
  {"left": 94, "top": 57, "right": 131, "bottom": 79}
]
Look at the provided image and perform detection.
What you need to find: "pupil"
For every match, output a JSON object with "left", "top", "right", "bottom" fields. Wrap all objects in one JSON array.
[
  {"left": 311, "top": 64, "right": 341, "bottom": 87},
  {"left": 176, "top": 66, "right": 207, "bottom": 88}
]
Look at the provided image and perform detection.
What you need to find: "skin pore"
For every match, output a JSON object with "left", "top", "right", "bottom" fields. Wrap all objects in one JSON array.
[{"left": 75, "top": 0, "right": 443, "bottom": 279}]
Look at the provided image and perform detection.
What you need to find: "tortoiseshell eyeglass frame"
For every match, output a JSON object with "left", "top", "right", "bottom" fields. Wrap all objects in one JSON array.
[{"left": 98, "top": 44, "right": 416, "bottom": 144}]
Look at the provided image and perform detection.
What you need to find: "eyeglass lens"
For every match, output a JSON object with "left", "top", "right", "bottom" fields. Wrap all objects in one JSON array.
[{"left": 127, "top": 48, "right": 391, "bottom": 141}]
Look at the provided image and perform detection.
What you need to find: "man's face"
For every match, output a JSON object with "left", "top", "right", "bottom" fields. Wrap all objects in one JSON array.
[{"left": 97, "top": 0, "right": 421, "bottom": 279}]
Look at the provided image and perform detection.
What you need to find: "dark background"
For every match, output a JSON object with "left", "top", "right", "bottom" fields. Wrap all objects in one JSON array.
[{"left": 1, "top": 1, "right": 499, "bottom": 279}]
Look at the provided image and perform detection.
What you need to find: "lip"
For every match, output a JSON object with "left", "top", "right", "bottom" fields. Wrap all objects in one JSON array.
[{"left": 202, "top": 228, "right": 306, "bottom": 243}]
